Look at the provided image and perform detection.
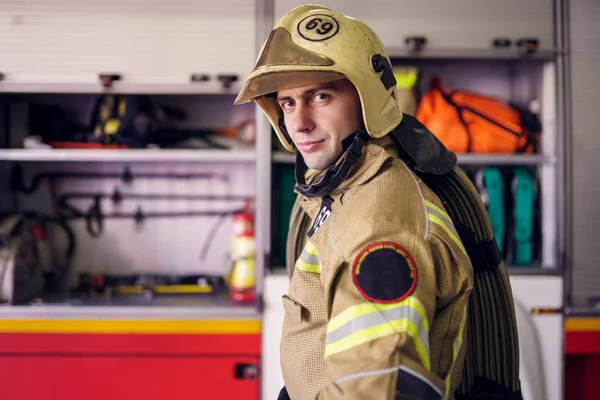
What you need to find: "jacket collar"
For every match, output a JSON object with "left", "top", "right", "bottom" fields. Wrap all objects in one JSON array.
[{"left": 298, "top": 134, "right": 397, "bottom": 208}]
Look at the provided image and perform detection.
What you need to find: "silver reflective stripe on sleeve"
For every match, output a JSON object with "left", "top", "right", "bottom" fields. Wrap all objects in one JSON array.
[{"left": 325, "top": 297, "right": 431, "bottom": 370}]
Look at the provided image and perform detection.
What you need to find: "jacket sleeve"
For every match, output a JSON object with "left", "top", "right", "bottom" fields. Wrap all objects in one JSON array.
[{"left": 315, "top": 226, "right": 471, "bottom": 400}]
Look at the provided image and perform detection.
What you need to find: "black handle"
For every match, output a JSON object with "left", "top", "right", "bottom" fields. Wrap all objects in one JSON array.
[
  {"left": 492, "top": 37, "right": 512, "bottom": 48},
  {"left": 405, "top": 36, "right": 427, "bottom": 52},
  {"left": 217, "top": 74, "right": 239, "bottom": 89},
  {"left": 516, "top": 38, "right": 539, "bottom": 54},
  {"left": 234, "top": 363, "right": 257, "bottom": 380},
  {"left": 190, "top": 74, "right": 210, "bottom": 82},
  {"left": 99, "top": 74, "right": 122, "bottom": 88}
]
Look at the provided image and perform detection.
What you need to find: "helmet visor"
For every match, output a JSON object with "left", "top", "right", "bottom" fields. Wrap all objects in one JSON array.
[
  {"left": 255, "top": 27, "right": 335, "bottom": 69},
  {"left": 235, "top": 27, "right": 343, "bottom": 104},
  {"left": 235, "top": 70, "right": 345, "bottom": 104}
]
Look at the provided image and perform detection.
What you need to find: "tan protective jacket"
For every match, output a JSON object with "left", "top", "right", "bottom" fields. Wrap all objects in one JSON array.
[{"left": 282, "top": 136, "right": 474, "bottom": 400}]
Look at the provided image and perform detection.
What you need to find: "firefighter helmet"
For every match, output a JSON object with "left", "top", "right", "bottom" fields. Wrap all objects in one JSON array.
[{"left": 234, "top": 4, "right": 402, "bottom": 152}]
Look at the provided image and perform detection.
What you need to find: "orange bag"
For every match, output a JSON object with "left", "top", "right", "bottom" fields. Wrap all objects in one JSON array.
[{"left": 416, "top": 79, "right": 539, "bottom": 154}]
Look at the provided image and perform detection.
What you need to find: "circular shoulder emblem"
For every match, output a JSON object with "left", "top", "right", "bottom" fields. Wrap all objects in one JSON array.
[
  {"left": 352, "top": 241, "right": 417, "bottom": 304},
  {"left": 297, "top": 14, "right": 340, "bottom": 42}
]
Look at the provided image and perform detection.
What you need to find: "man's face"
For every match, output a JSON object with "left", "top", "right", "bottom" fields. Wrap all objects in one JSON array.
[{"left": 276, "top": 78, "right": 363, "bottom": 170}]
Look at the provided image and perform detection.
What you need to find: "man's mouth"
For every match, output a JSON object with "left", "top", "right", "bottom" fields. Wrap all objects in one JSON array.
[{"left": 298, "top": 139, "right": 325, "bottom": 153}]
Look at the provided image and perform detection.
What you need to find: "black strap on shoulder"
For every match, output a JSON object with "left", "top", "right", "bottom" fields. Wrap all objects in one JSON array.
[
  {"left": 454, "top": 221, "right": 504, "bottom": 271},
  {"left": 390, "top": 113, "right": 457, "bottom": 175}
]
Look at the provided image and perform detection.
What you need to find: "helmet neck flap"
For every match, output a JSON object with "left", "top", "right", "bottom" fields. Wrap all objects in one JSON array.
[{"left": 290, "top": 126, "right": 370, "bottom": 198}]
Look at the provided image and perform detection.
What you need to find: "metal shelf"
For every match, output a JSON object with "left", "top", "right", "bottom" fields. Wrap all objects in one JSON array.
[
  {"left": 387, "top": 47, "right": 561, "bottom": 62},
  {"left": 565, "top": 307, "right": 600, "bottom": 317},
  {"left": 0, "top": 148, "right": 256, "bottom": 163},
  {"left": 272, "top": 151, "right": 555, "bottom": 166},
  {"left": 0, "top": 81, "right": 243, "bottom": 95},
  {"left": 0, "top": 293, "right": 260, "bottom": 320},
  {"left": 506, "top": 266, "right": 563, "bottom": 275},
  {"left": 0, "top": 150, "right": 551, "bottom": 165},
  {"left": 457, "top": 154, "right": 555, "bottom": 165}
]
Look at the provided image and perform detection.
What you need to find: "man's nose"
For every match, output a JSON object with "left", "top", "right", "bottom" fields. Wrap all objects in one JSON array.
[{"left": 289, "top": 104, "right": 315, "bottom": 133}]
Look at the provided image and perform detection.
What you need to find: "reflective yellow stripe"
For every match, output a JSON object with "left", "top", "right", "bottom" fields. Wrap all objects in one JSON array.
[
  {"left": 326, "top": 297, "right": 430, "bottom": 371},
  {"left": 305, "top": 241, "right": 318, "bottom": 255},
  {"left": 295, "top": 241, "right": 321, "bottom": 274},
  {"left": 424, "top": 200, "right": 448, "bottom": 217},
  {"left": 425, "top": 201, "right": 467, "bottom": 256},
  {"left": 444, "top": 307, "right": 467, "bottom": 399},
  {"left": 428, "top": 214, "right": 467, "bottom": 255},
  {"left": 327, "top": 297, "right": 428, "bottom": 333},
  {"left": 296, "top": 258, "right": 321, "bottom": 273},
  {"left": 326, "top": 319, "right": 430, "bottom": 371}
]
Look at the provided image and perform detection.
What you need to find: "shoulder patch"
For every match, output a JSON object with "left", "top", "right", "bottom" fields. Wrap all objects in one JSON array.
[{"left": 352, "top": 242, "right": 417, "bottom": 304}]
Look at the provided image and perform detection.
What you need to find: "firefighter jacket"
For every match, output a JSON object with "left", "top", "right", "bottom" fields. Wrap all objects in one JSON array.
[{"left": 281, "top": 135, "right": 474, "bottom": 400}]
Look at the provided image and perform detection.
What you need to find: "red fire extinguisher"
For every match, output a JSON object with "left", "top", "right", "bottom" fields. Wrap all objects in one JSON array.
[{"left": 228, "top": 202, "right": 256, "bottom": 303}]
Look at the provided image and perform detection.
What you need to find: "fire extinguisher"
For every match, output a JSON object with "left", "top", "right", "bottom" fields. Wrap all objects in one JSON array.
[{"left": 228, "top": 202, "right": 256, "bottom": 303}]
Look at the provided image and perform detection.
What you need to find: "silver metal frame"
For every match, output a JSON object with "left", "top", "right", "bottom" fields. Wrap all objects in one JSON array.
[
  {"left": 0, "top": 149, "right": 257, "bottom": 163},
  {"left": 555, "top": 0, "right": 573, "bottom": 311},
  {"left": 255, "top": 4, "right": 275, "bottom": 400},
  {"left": 274, "top": 152, "right": 556, "bottom": 166},
  {"left": 385, "top": 48, "right": 561, "bottom": 61},
  {"left": 254, "top": 0, "right": 275, "bottom": 305},
  {"left": 0, "top": 82, "right": 244, "bottom": 95},
  {"left": 541, "top": 60, "right": 559, "bottom": 269},
  {"left": 554, "top": 1, "right": 571, "bottom": 394}
]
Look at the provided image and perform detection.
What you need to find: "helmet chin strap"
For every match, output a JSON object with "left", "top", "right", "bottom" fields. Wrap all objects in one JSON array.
[{"left": 294, "top": 130, "right": 370, "bottom": 198}]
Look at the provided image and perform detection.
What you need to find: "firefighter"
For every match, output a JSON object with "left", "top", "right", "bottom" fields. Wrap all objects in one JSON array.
[{"left": 235, "top": 4, "right": 522, "bottom": 400}]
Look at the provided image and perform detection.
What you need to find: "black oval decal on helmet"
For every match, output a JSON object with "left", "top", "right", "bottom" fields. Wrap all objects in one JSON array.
[
  {"left": 352, "top": 242, "right": 417, "bottom": 304},
  {"left": 297, "top": 14, "right": 340, "bottom": 42}
]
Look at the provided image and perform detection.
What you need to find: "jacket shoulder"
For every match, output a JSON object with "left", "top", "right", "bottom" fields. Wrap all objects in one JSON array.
[{"left": 335, "top": 158, "right": 430, "bottom": 247}]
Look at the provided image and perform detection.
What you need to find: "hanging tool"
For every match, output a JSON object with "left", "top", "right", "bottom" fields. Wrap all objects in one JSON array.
[
  {"left": 511, "top": 167, "right": 535, "bottom": 265},
  {"left": 58, "top": 187, "right": 252, "bottom": 205},
  {"left": 58, "top": 194, "right": 244, "bottom": 237},
  {"left": 56, "top": 188, "right": 252, "bottom": 237},
  {"left": 0, "top": 212, "right": 75, "bottom": 304},
  {"left": 474, "top": 168, "right": 505, "bottom": 253},
  {"left": 11, "top": 164, "right": 228, "bottom": 195}
]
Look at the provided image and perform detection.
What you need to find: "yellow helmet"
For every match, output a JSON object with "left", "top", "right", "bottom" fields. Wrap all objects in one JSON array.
[{"left": 234, "top": 4, "right": 402, "bottom": 152}]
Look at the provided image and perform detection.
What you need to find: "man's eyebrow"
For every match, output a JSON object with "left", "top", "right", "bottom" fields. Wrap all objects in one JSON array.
[{"left": 276, "top": 83, "right": 337, "bottom": 102}]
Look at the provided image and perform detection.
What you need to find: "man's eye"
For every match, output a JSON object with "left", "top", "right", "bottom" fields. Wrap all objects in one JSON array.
[
  {"left": 280, "top": 101, "right": 294, "bottom": 110},
  {"left": 314, "top": 93, "right": 330, "bottom": 102}
]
